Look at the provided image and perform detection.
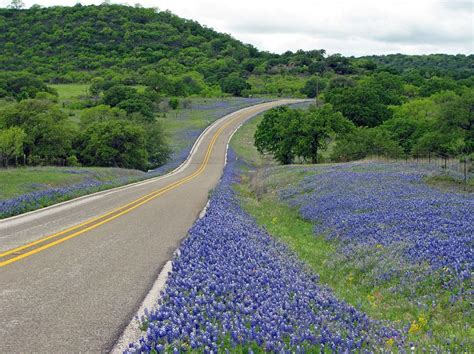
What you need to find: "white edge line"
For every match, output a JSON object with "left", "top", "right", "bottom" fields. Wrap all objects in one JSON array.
[
  {"left": 0, "top": 102, "right": 276, "bottom": 224},
  {"left": 111, "top": 200, "right": 208, "bottom": 354}
]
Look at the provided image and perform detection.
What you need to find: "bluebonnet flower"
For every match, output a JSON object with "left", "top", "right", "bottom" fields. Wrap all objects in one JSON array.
[
  {"left": 127, "top": 153, "right": 400, "bottom": 353},
  {"left": 279, "top": 162, "right": 473, "bottom": 293}
]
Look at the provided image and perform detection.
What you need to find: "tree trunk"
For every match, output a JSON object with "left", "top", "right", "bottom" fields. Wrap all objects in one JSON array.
[
  {"left": 312, "top": 146, "right": 318, "bottom": 164},
  {"left": 311, "top": 134, "right": 319, "bottom": 164}
]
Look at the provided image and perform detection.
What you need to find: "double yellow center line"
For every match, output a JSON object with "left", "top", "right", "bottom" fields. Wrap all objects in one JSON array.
[{"left": 0, "top": 111, "right": 240, "bottom": 268}]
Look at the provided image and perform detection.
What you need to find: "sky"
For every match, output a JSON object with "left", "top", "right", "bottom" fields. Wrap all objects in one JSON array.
[{"left": 2, "top": 0, "right": 473, "bottom": 56}]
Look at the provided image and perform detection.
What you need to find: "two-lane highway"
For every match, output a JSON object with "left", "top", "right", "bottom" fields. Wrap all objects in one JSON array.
[{"left": 0, "top": 100, "right": 302, "bottom": 352}]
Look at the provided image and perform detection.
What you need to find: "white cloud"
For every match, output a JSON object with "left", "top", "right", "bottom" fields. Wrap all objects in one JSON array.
[{"left": 2, "top": 0, "right": 473, "bottom": 55}]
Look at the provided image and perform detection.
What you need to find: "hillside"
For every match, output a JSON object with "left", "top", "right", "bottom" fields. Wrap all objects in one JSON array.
[
  {"left": 1, "top": 4, "right": 472, "bottom": 86},
  {"left": 0, "top": 4, "right": 263, "bottom": 83},
  {"left": 361, "top": 53, "right": 474, "bottom": 80},
  {"left": 0, "top": 4, "right": 472, "bottom": 174}
]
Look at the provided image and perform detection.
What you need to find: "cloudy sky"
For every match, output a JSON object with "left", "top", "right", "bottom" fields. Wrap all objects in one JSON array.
[{"left": 3, "top": 0, "right": 473, "bottom": 56}]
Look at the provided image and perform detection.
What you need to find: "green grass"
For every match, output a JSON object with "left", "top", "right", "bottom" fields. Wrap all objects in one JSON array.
[
  {"left": 158, "top": 114, "right": 212, "bottom": 153},
  {"left": 230, "top": 113, "right": 472, "bottom": 350},
  {"left": 159, "top": 98, "right": 261, "bottom": 153},
  {"left": 49, "top": 86, "right": 263, "bottom": 153},
  {"left": 50, "top": 84, "right": 147, "bottom": 100},
  {"left": 230, "top": 115, "right": 272, "bottom": 167},
  {"left": 0, "top": 98, "right": 264, "bottom": 205},
  {"left": 50, "top": 83, "right": 90, "bottom": 99},
  {"left": 424, "top": 173, "right": 474, "bottom": 193},
  {"left": 0, "top": 166, "right": 144, "bottom": 200}
]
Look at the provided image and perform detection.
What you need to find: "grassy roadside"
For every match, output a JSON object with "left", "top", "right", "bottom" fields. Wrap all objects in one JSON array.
[
  {"left": 0, "top": 167, "right": 144, "bottom": 200},
  {"left": 0, "top": 87, "right": 269, "bottom": 218},
  {"left": 230, "top": 114, "right": 472, "bottom": 350},
  {"left": 1, "top": 85, "right": 257, "bottom": 197}
]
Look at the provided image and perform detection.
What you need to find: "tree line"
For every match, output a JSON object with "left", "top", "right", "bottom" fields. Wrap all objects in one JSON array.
[
  {"left": 256, "top": 71, "right": 473, "bottom": 164},
  {"left": 0, "top": 78, "right": 170, "bottom": 170}
]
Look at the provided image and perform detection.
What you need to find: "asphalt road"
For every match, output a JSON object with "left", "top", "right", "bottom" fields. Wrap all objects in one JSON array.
[{"left": 0, "top": 99, "right": 302, "bottom": 352}]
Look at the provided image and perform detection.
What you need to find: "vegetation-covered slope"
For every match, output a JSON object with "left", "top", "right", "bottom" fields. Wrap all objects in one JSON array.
[
  {"left": 1, "top": 4, "right": 472, "bottom": 85},
  {"left": 0, "top": 5, "right": 261, "bottom": 83},
  {"left": 361, "top": 53, "right": 474, "bottom": 80}
]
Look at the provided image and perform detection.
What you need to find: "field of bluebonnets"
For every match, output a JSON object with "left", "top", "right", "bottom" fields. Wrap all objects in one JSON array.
[
  {"left": 127, "top": 151, "right": 401, "bottom": 353},
  {"left": 0, "top": 98, "right": 266, "bottom": 219},
  {"left": 280, "top": 163, "right": 473, "bottom": 287},
  {"left": 267, "top": 162, "right": 473, "bottom": 349}
]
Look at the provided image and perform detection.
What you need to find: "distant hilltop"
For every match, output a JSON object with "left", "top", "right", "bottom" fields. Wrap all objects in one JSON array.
[{"left": 0, "top": 4, "right": 472, "bottom": 86}]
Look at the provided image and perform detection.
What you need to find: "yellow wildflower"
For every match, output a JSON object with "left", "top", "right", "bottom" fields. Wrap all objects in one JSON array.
[
  {"left": 418, "top": 315, "right": 427, "bottom": 328},
  {"left": 409, "top": 320, "right": 421, "bottom": 334}
]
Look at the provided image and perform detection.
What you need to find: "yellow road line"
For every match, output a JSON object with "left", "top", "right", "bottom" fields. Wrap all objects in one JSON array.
[
  {"left": 0, "top": 127, "right": 213, "bottom": 260},
  {"left": 0, "top": 110, "right": 239, "bottom": 268}
]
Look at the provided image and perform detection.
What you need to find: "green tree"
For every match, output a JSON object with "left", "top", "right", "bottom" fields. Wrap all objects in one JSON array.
[
  {"left": 361, "top": 72, "right": 405, "bottom": 105},
  {"left": 0, "top": 127, "right": 26, "bottom": 167},
  {"left": 101, "top": 85, "right": 155, "bottom": 119},
  {"left": 382, "top": 97, "right": 439, "bottom": 153},
  {"left": 88, "top": 78, "right": 121, "bottom": 96},
  {"left": 412, "top": 90, "right": 474, "bottom": 155},
  {"left": 325, "top": 85, "right": 393, "bottom": 127},
  {"left": 254, "top": 106, "right": 301, "bottom": 164},
  {"left": 102, "top": 85, "right": 137, "bottom": 107},
  {"left": 79, "top": 105, "right": 127, "bottom": 128},
  {"left": 438, "top": 89, "right": 474, "bottom": 153},
  {"left": 169, "top": 97, "right": 179, "bottom": 110},
  {"left": 300, "top": 77, "right": 326, "bottom": 98},
  {"left": 0, "top": 74, "right": 57, "bottom": 100},
  {"left": 327, "top": 76, "right": 355, "bottom": 90},
  {"left": 173, "top": 73, "right": 205, "bottom": 96},
  {"left": 326, "top": 72, "right": 404, "bottom": 127},
  {"left": 144, "top": 123, "right": 170, "bottom": 168},
  {"left": 77, "top": 120, "right": 148, "bottom": 170},
  {"left": 0, "top": 99, "right": 73, "bottom": 164},
  {"left": 308, "top": 61, "right": 326, "bottom": 75},
  {"left": 117, "top": 97, "right": 154, "bottom": 120},
  {"left": 325, "top": 54, "right": 354, "bottom": 74},
  {"left": 145, "top": 73, "right": 174, "bottom": 95},
  {"left": 220, "top": 75, "right": 250, "bottom": 97},
  {"left": 419, "top": 76, "right": 458, "bottom": 97},
  {"left": 296, "top": 104, "right": 354, "bottom": 163},
  {"left": 255, "top": 105, "right": 354, "bottom": 164},
  {"left": 331, "top": 127, "right": 403, "bottom": 162}
]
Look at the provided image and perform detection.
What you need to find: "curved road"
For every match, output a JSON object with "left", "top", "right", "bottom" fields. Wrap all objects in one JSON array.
[{"left": 0, "top": 100, "right": 302, "bottom": 352}]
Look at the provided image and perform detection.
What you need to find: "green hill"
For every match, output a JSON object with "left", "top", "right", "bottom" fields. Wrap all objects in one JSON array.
[
  {"left": 1, "top": 4, "right": 472, "bottom": 87},
  {"left": 0, "top": 4, "right": 264, "bottom": 84}
]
